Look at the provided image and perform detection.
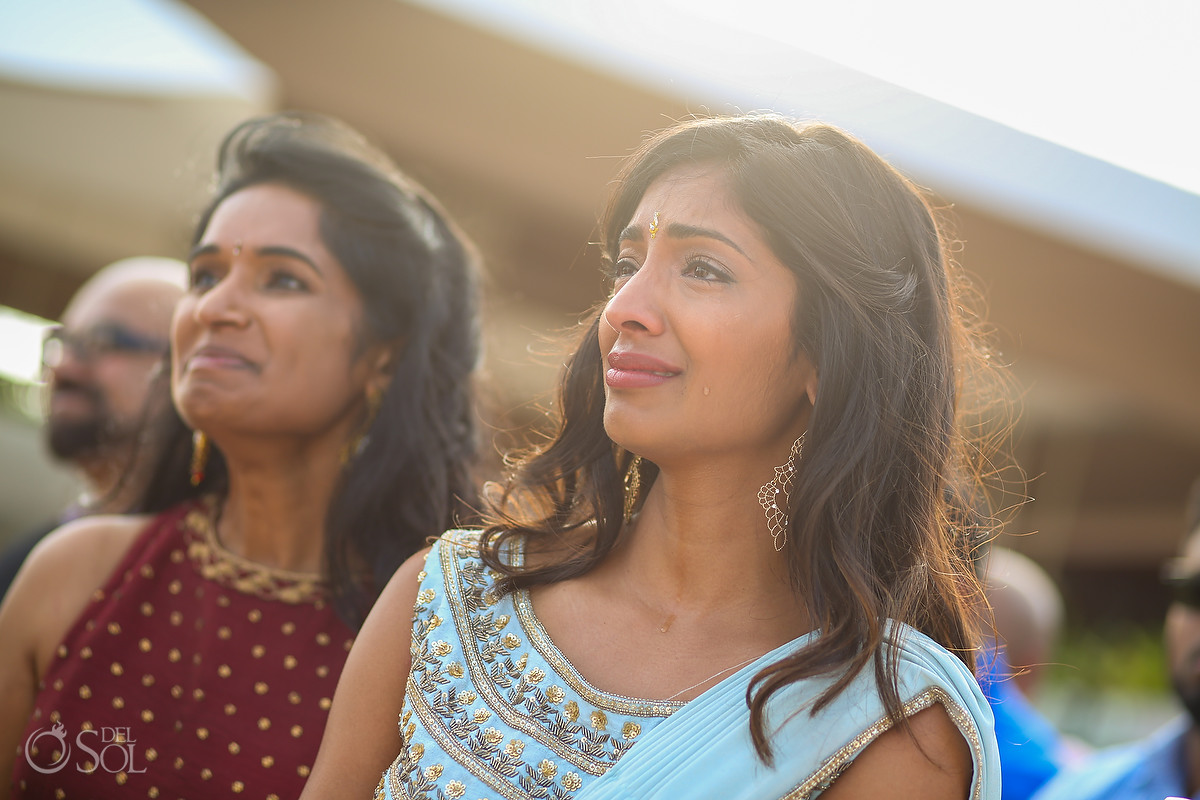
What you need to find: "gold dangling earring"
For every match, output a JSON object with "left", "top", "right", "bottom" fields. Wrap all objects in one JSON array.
[
  {"left": 623, "top": 454, "right": 643, "bottom": 524},
  {"left": 190, "top": 430, "right": 209, "bottom": 487},
  {"left": 342, "top": 387, "right": 383, "bottom": 465},
  {"left": 756, "top": 433, "right": 806, "bottom": 551}
]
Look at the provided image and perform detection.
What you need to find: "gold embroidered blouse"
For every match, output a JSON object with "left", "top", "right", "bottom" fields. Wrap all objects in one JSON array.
[{"left": 377, "top": 529, "right": 681, "bottom": 800}]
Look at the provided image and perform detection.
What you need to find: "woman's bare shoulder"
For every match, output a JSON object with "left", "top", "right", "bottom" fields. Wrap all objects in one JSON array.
[
  {"left": 2, "top": 514, "right": 154, "bottom": 671},
  {"left": 377, "top": 545, "right": 433, "bottom": 611},
  {"left": 31, "top": 513, "right": 152, "bottom": 578},
  {"left": 819, "top": 702, "right": 974, "bottom": 800}
]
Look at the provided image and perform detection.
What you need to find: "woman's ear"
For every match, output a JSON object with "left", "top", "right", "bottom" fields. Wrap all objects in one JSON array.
[
  {"left": 796, "top": 348, "right": 819, "bottom": 408},
  {"left": 365, "top": 340, "right": 401, "bottom": 396}
]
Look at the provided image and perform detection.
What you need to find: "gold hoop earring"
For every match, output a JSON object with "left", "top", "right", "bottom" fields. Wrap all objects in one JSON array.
[
  {"left": 757, "top": 433, "right": 806, "bottom": 551},
  {"left": 342, "top": 387, "right": 383, "bottom": 465},
  {"left": 190, "top": 430, "right": 209, "bottom": 487},
  {"left": 623, "top": 454, "right": 643, "bottom": 524}
]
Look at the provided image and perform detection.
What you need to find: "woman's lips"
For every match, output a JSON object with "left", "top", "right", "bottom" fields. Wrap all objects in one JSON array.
[
  {"left": 186, "top": 345, "right": 258, "bottom": 372},
  {"left": 605, "top": 351, "right": 681, "bottom": 388}
]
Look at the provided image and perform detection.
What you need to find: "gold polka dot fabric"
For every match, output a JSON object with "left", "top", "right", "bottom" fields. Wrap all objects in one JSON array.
[
  {"left": 13, "top": 501, "right": 354, "bottom": 800},
  {"left": 377, "top": 530, "right": 679, "bottom": 800}
]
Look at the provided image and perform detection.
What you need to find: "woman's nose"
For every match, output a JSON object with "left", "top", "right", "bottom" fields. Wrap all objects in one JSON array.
[
  {"left": 602, "top": 262, "right": 666, "bottom": 337},
  {"left": 193, "top": 272, "right": 251, "bottom": 328}
]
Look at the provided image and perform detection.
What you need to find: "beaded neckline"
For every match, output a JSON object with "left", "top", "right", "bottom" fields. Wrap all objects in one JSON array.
[
  {"left": 183, "top": 497, "right": 329, "bottom": 605},
  {"left": 496, "top": 532, "right": 687, "bottom": 715}
]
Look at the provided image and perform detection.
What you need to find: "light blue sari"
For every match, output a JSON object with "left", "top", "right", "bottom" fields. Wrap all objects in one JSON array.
[
  {"left": 376, "top": 530, "right": 999, "bottom": 800},
  {"left": 576, "top": 626, "right": 1000, "bottom": 800}
]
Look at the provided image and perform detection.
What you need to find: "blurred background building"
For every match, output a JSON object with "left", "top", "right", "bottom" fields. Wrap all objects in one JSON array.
[{"left": 1, "top": 0, "right": 1198, "bottom": 743}]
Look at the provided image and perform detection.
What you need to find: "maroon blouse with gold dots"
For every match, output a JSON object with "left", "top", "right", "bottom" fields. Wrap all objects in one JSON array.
[{"left": 11, "top": 500, "right": 355, "bottom": 800}]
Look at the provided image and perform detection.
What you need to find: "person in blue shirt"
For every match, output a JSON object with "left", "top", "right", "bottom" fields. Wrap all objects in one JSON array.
[
  {"left": 980, "top": 546, "right": 1069, "bottom": 800},
  {"left": 1034, "top": 478, "right": 1200, "bottom": 800}
]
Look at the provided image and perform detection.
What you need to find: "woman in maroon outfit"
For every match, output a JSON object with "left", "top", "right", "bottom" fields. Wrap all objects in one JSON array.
[{"left": 0, "top": 112, "right": 483, "bottom": 800}]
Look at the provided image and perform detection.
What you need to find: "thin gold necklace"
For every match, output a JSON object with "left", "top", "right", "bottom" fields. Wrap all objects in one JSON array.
[{"left": 663, "top": 654, "right": 761, "bottom": 701}]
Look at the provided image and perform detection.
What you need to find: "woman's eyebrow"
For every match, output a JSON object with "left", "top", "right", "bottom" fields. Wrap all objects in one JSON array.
[
  {"left": 663, "top": 222, "right": 747, "bottom": 257},
  {"left": 187, "top": 243, "right": 323, "bottom": 277},
  {"left": 618, "top": 222, "right": 747, "bottom": 258},
  {"left": 187, "top": 243, "right": 219, "bottom": 262},
  {"left": 257, "top": 245, "right": 323, "bottom": 276}
]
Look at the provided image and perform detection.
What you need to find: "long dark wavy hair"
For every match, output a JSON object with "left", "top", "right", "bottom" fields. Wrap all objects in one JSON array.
[
  {"left": 480, "top": 114, "right": 1013, "bottom": 761},
  {"left": 133, "top": 112, "right": 483, "bottom": 628}
]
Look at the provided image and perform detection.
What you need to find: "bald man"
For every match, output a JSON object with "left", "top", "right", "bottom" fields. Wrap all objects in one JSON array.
[
  {"left": 0, "top": 257, "right": 186, "bottom": 596},
  {"left": 980, "top": 546, "right": 1069, "bottom": 800},
  {"left": 986, "top": 546, "right": 1065, "bottom": 697}
]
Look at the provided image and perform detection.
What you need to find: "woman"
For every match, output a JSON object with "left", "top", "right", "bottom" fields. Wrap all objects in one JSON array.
[
  {"left": 0, "top": 112, "right": 482, "bottom": 799},
  {"left": 302, "top": 114, "right": 1005, "bottom": 799}
]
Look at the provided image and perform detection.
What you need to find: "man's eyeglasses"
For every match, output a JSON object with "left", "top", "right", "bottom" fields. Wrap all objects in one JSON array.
[
  {"left": 1161, "top": 558, "right": 1200, "bottom": 610},
  {"left": 42, "top": 323, "right": 168, "bottom": 369}
]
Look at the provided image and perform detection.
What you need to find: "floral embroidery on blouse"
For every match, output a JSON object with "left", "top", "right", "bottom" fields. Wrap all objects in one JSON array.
[{"left": 378, "top": 530, "right": 678, "bottom": 800}]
